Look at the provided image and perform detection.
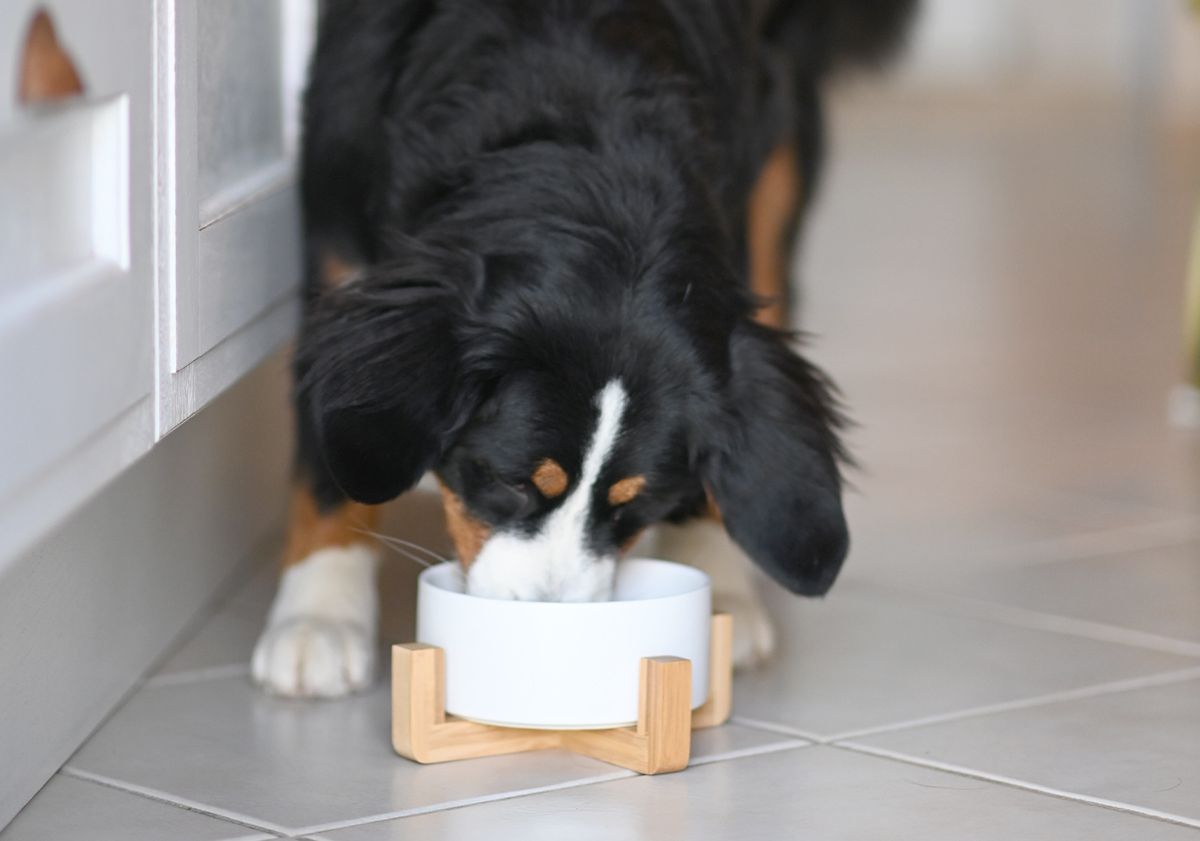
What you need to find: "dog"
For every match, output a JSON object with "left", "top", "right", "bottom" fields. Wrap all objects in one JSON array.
[{"left": 252, "top": 0, "right": 915, "bottom": 697}]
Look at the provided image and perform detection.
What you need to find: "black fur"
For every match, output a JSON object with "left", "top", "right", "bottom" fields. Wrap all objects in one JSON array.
[{"left": 295, "top": 0, "right": 914, "bottom": 595}]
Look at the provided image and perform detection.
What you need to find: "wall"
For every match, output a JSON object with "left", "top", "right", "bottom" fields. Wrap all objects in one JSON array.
[
  {"left": 891, "top": 0, "right": 1200, "bottom": 125},
  {"left": 0, "top": 350, "right": 293, "bottom": 827}
]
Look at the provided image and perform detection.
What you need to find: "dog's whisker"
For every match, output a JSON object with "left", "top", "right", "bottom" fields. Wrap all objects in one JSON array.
[
  {"left": 353, "top": 530, "right": 433, "bottom": 569},
  {"left": 349, "top": 526, "right": 450, "bottom": 567},
  {"left": 370, "top": 532, "right": 450, "bottom": 564},
  {"left": 382, "top": 542, "right": 434, "bottom": 569}
]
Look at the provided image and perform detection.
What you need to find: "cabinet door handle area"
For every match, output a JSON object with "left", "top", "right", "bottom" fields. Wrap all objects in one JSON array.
[{"left": 18, "top": 8, "right": 85, "bottom": 105}]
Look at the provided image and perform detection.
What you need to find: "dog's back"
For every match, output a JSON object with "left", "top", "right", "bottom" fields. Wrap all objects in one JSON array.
[{"left": 300, "top": 0, "right": 916, "bottom": 301}]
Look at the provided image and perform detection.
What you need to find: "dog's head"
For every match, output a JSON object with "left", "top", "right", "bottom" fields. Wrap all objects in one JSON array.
[{"left": 297, "top": 231, "right": 848, "bottom": 602}]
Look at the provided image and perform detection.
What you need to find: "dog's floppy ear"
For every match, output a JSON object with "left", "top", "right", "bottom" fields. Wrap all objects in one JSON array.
[
  {"left": 295, "top": 243, "right": 480, "bottom": 504},
  {"left": 702, "top": 321, "right": 849, "bottom": 596}
]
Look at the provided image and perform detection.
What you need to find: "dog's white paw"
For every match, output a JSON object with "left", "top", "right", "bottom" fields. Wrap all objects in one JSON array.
[
  {"left": 251, "top": 544, "right": 379, "bottom": 699},
  {"left": 252, "top": 616, "right": 374, "bottom": 698},
  {"left": 715, "top": 591, "right": 777, "bottom": 670}
]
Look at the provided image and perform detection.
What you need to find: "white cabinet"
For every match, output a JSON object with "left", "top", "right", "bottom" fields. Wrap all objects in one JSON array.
[
  {"left": 160, "top": 0, "right": 314, "bottom": 432},
  {"left": 0, "top": 0, "right": 155, "bottom": 564},
  {"left": 0, "top": 0, "right": 315, "bottom": 564}
]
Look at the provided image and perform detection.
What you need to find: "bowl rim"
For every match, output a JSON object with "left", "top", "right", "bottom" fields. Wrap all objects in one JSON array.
[{"left": 418, "top": 557, "right": 711, "bottom": 608}]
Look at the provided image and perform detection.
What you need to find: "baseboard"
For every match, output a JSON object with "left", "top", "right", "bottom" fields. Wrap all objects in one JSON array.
[{"left": 0, "top": 350, "right": 293, "bottom": 828}]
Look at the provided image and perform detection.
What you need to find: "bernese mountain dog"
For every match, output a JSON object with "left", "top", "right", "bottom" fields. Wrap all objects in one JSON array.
[{"left": 253, "top": 0, "right": 915, "bottom": 697}]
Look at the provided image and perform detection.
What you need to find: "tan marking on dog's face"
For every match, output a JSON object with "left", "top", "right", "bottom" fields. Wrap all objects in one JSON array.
[
  {"left": 438, "top": 482, "right": 491, "bottom": 567},
  {"left": 282, "top": 484, "right": 378, "bottom": 568},
  {"left": 531, "top": 458, "right": 569, "bottom": 498},
  {"left": 607, "top": 475, "right": 646, "bottom": 507},
  {"left": 19, "top": 9, "right": 85, "bottom": 104}
]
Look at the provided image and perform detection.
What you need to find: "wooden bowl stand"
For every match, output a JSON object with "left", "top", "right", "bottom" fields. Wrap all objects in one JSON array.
[{"left": 392, "top": 613, "right": 733, "bottom": 775}]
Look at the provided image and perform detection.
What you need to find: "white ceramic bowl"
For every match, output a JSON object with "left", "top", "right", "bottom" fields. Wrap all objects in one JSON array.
[{"left": 415, "top": 558, "right": 712, "bottom": 729}]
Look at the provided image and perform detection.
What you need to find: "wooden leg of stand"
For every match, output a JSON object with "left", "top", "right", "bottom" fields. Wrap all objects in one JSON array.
[
  {"left": 392, "top": 644, "right": 560, "bottom": 763},
  {"left": 562, "top": 656, "right": 692, "bottom": 774},
  {"left": 392, "top": 614, "right": 732, "bottom": 773},
  {"left": 639, "top": 656, "right": 693, "bottom": 772},
  {"left": 691, "top": 613, "right": 733, "bottom": 729}
]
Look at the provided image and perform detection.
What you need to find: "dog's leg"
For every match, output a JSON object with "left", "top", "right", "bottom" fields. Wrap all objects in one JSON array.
[
  {"left": 251, "top": 485, "right": 381, "bottom": 697},
  {"left": 647, "top": 521, "right": 776, "bottom": 669},
  {"left": 658, "top": 140, "right": 803, "bottom": 667},
  {"left": 747, "top": 142, "right": 801, "bottom": 329}
]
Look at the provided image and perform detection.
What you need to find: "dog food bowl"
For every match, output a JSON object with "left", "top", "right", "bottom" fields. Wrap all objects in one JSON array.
[{"left": 415, "top": 559, "right": 712, "bottom": 729}]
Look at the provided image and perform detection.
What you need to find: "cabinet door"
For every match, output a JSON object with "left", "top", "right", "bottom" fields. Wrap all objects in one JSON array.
[
  {"left": 0, "top": 1, "right": 155, "bottom": 563},
  {"left": 160, "top": 0, "right": 315, "bottom": 432}
]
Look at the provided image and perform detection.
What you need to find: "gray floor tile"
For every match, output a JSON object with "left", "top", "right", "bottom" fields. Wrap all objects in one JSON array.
[
  {"left": 1040, "top": 434, "right": 1200, "bottom": 520},
  {"left": 687, "top": 721, "right": 807, "bottom": 761},
  {"left": 733, "top": 583, "right": 1197, "bottom": 738},
  {"left": 853, "top": 677, "right": 1200, "bottom": 824},
  {"left": 839, "top": 462, "right": 1197, "bottom": 587},
  {"left": 65, "top": 672, "right": 790, "bottom": 835},
  {"left": 309, "top": 746, "right": 1196, "bottom": 841},
  {"left": 921, "top": 541, "right": 1200, "bottom": 647},
  {"left": 151, "top": 490, "right": 453, "bottom": 680},
  {"left": 0, "top": 775, "right": 270, "bottom": 841}
]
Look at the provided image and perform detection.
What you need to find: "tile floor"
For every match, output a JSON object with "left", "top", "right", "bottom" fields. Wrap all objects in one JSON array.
[{"left": 5, "top": 92, "right": 1200, "bottom": 838}]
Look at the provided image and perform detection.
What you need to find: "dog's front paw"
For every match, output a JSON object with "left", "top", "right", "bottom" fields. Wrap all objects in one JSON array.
[
  {"left": 251, "top": 544, "right": 379, "bottom": 699},
  {"left": 252, "top": 616, "right": 374, "bottom": 698},
  {"left": 715, "top": 591, "right": 777, "bottom": 670}
]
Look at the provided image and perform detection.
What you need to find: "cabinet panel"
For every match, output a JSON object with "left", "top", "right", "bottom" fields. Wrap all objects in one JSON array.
[
  {"left": 162, "top": 0, "right": 314, "bottom": 431},
  {"left": 0, "top": 98, "right": 127, "bottom": 291},
  {"left": 197, "top": 0, "right": 285, "bottom": 214},
  {"left": 0, "top": 0, "right": 154, "bottom": 510},
  {"left": 198, "top": 185, "right": 301, "bottom": 354}
]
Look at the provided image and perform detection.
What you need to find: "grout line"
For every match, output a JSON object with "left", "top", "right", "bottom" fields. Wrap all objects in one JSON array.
[
  {"left": 824, "top": 666, "right": 1200, "bottom": 743},
  {"left": 293, "top": 770, "right": 638, "bottom": 836},
  {"left": 60, "top": 766, "right": 291, "bottom": 837},
  {"left": 686, "top": 738, "right": 813, "bottom": 767},
  {"left": 1041, "top": 488, "right": 1199, "bottom": 533},
  {"left": 299, "top": 738, "right": 818, "bottom": 837},
  {"left": 732, "top": 667, "right": 1200, "bottom": 747},
  {"left": 730, "top": 716, "right": 831, "bottom": 744},
  {"left": 144, "top": 663, "right": 251, "bottom": 689},
  {"left": 976, "top": 517, "right": 1200, "bottom": 569},
  {"left": 891, "top": 588, "right": 1200, "bottom": 659},
  {"left": 834, "top": 741, "right": 1200, "bottom": 831},
  {"left": 1010, "top": 482, "right": 1197, "bottom": 534}
]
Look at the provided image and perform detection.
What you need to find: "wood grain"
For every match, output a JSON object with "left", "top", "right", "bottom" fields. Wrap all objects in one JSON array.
[
  {"left": 392, "top": 614, "right": 734, "bottom": 774},
  {"left": 391, "top": 645, "right": 558, "bottom": 764},
  {"left": 562, "top": 657, "right": 692, "bottom": 774},
  {"left": 691, "top": 612, "right": 733, "bottom": 729}
]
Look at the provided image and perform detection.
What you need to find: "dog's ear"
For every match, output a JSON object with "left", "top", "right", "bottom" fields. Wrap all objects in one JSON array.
[
  {"left": 295, "top": 244, "right": 480, "bottom": 505},
  {"left": 702, "top": 321, "right": 849, "bottom": 596}
]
